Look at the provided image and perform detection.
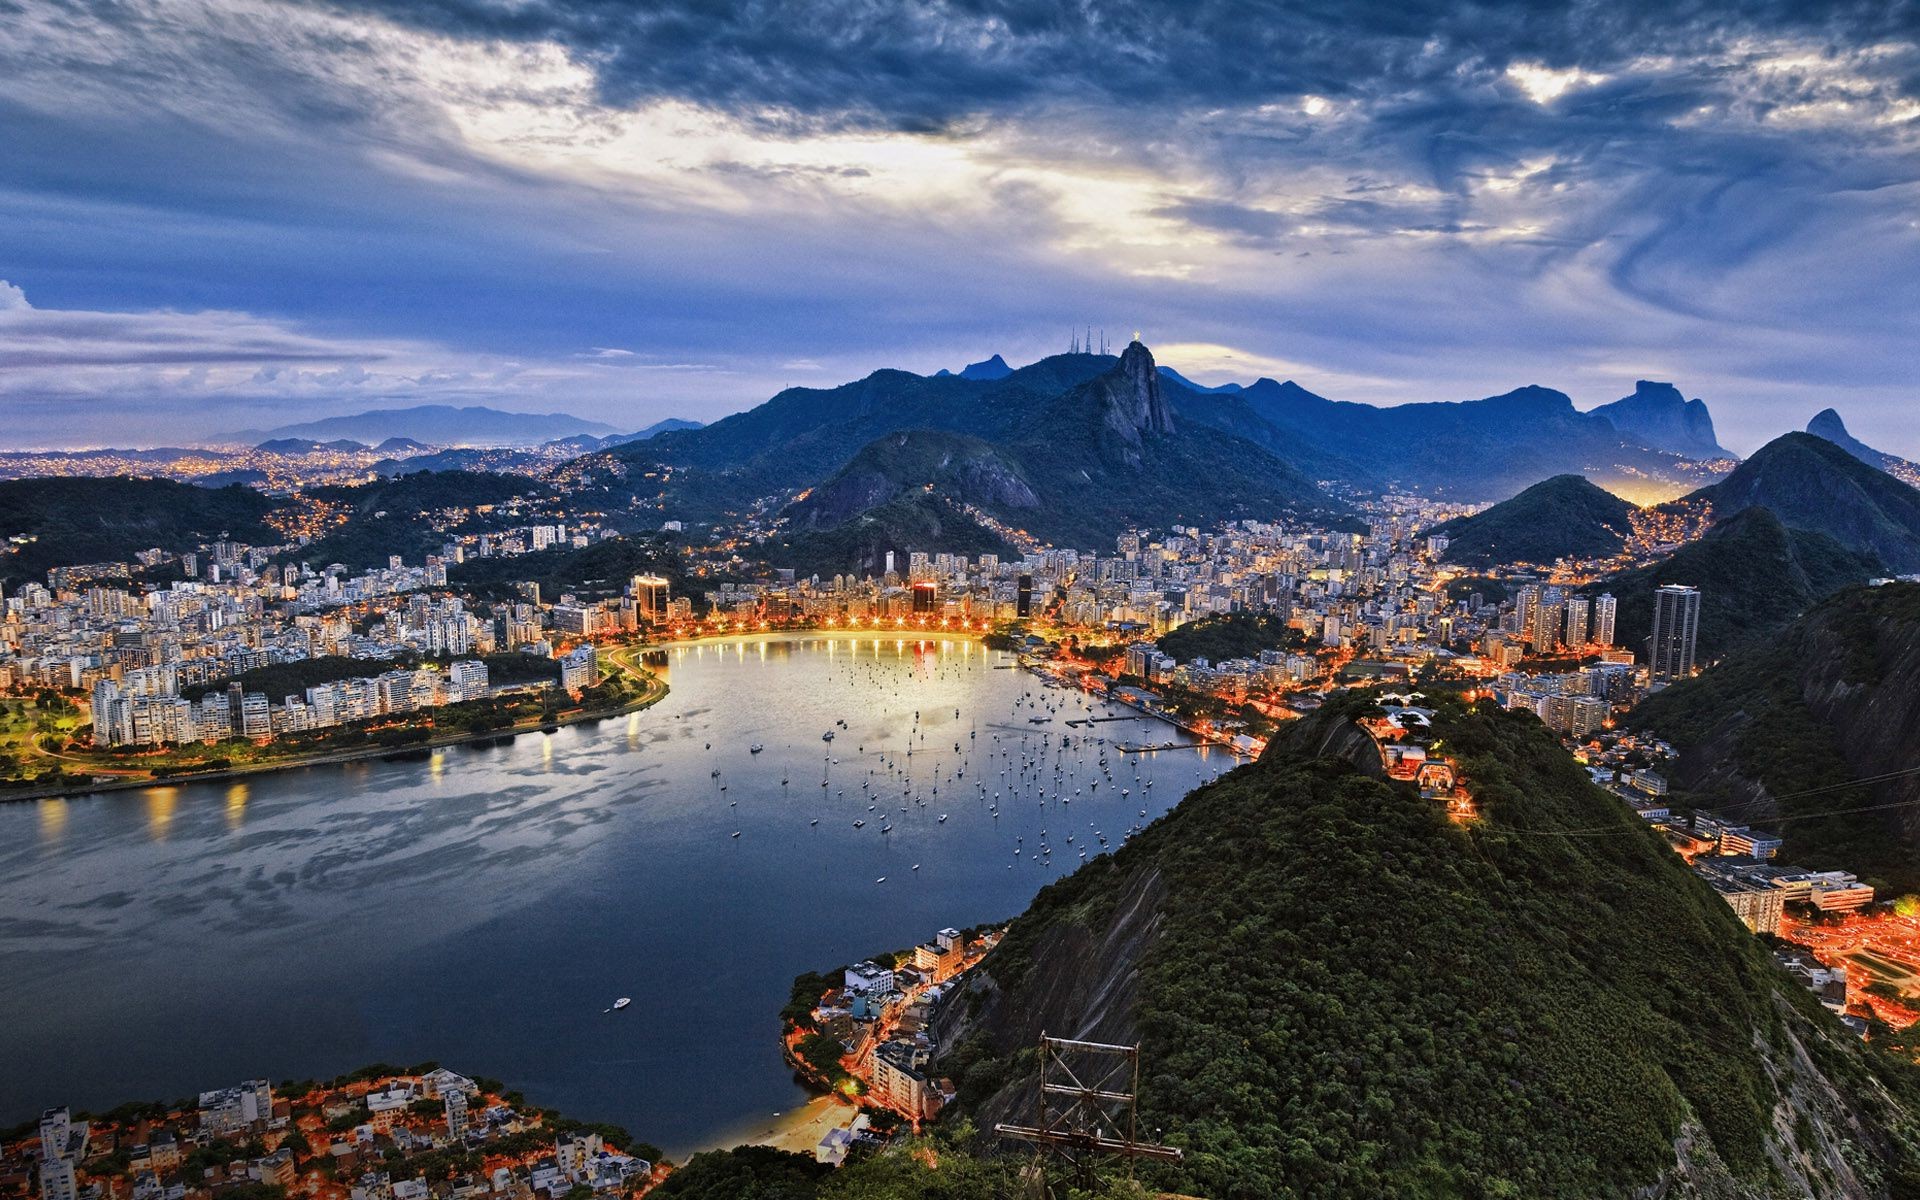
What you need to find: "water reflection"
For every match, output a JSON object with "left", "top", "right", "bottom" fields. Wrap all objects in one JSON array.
[
  {"left": 0, "top": 634, "right": 1229, "bottom": 1156},
  {"left": 145, "top": 786, "right": 178, "bottom": 842},
  {"left": 37, "top": 797, "right": 67, "bottom": 847}
]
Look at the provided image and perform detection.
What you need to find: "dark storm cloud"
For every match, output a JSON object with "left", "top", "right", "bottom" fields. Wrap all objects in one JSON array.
[{"left": 330, "top": 0, "right": 1920, "bottom": 131}]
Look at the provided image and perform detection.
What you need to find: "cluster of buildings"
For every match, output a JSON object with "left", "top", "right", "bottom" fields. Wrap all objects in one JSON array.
[
  {"left": 0, "top": 566, "right": 488, "bottom": 698},
  {"left": 88, "top": 658, "right": 497, "bottom": 748},
  {"left": 804, "top": 928, "right": 999, "bottom": 1131},
  {"left": 6, "top": 1071, "right": 657, "bottom": 1200},
  {"left": 0, "top": 531, "right": 647, "bottom": 757}
]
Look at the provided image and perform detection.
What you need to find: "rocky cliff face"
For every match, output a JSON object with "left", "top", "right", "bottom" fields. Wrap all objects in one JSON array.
[
  {"left": 1090, "top": 340, "right": 1175, "bottom": 466},
  {"left": 1591, "top": 380, "right": 1728, "bottom": 459}
]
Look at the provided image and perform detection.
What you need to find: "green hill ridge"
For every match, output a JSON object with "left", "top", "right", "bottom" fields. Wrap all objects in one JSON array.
[
  {"left": 929, "top": 694, "right": 1920, "bottom": 1198},
  {"left": 1426, "top": 473, "right": 1638, "bottom": 568}
]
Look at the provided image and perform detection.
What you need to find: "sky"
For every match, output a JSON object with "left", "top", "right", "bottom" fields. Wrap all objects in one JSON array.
[{"left": 1, "top": 1, "right": 1918, "bottom": 454}]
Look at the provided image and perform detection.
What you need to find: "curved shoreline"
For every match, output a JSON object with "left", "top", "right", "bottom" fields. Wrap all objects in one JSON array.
[
  {"left": 2, "top": 660, "right": 669, "bottom": 805},
  {"left": 0, "top": 629, "right": 994, "bottom": 805}
]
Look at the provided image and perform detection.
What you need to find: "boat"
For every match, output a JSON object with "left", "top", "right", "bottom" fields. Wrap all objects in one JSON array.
[
  {"left": 853, "top": 819, "right": 866, "bottom": 828},
  {"left": 938, "top": 814, "right": 948, "bottom": 823},
  {"left": 610, "top": 997, "right": 632, "bottom": 1011},
  {"left": 750, "top": 744, "right": 764, "bottom": 754},
  {"left": 730, "top": 831, "right": 741, "bottom": 838},
  {"left": 875, "top": 876, "right": 887, "bottom": 884},
  {"left": 822, "top": 731, "right": 835, "bottom": 741}
]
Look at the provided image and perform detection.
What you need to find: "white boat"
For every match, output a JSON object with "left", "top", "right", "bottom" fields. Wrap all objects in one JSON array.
[
  {"left": 875, "top": 876, "right": 887, "bottom": 884},
  {"left": 611, "top": 997, "right": 632, "bottom": 1011},
  {"left": 730, "top": 831, "right": 740, "bottom": 838}
]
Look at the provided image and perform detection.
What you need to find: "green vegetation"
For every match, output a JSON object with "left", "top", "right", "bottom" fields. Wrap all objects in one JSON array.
[
  {"left": 450, "top": 533, "right": 689, "bottom": 602},
  {"left": 1686, "top": 431, "right": 1920, "bottom": 573},
  {"left": 0, "top": 476, "right": 278, "bottom": 586},
  {"left": 652, "top": 1146, "right": 832, "bottom": 1199},
  {"left": 290, "top": 471, "right": 549, "bottom": 571},
  {"left": 944, "top": 693, "right": 1920, "bottom": 1198},
  {"left": 1427, "top": 473, "right": 1637, "bottom": 568},
  {"left": 764, "top": 494, "right": 1013, "bottom": 579},
  {"left": 1155, "top": 612, "right": 1303, "bottom": 663},
  {"left": 0, "top": 694, "right": 83, "bottom": 789},
  {"left": 1598, "top": 506, "right": 1879, "bottom": 661},
  {"left": 1631, "top": 582, "right": 1920, "bottom": 891},
  {"left": 781, "top": 969, "right": 843, "bottom": 1031},
  {"left": 647, "top": 1136, "right": 1147, "bottom": 1200}
]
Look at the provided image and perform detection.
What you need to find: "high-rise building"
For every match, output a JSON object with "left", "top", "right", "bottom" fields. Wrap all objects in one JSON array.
[
  {"left": 911, "top": 581, "right": 938, "bottom": 614},
  {"left": 1593, "top": 593, "right": 1617, "bottom": 646},
  {"left": 1649, "top": 585, "right": 1701, "bottom": 680},
  {"left": 444, "top": 1087, "right": 468, "bottom": 1140},
  {"left": 1564, "top": 596, "right": 1590, "bottom": 648},
  {"left": 1515, "top": 584, "right": 1542, "bottom": 636},
  {"left": 1530, "top": 600, "right": 1563, "bottom": 653},
  {"left": 38, "top": 1109, "right": 70, "bottom": 1164},
  {"left": 630, "top": 575, "right": 671, "bottom": 625},
  {"left": 38, "top": 1157, "right": 75, "bottom": 1200},
  {"left": 1016, "top": 574, "right": 1033, "bottom": 618}
]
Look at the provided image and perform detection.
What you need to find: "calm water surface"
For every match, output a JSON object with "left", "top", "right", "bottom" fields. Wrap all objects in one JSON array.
[{"left": 0, "top": 635, "right": 1230, "bottom": 1154}]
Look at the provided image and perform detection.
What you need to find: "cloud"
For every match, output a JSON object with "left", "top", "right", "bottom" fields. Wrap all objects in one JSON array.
[
  {"left": 0, "top": 1, "right": 1918, "bottom": 455},
  {"left": 0, "top": 280, "right": 27, "bottom": 311}
]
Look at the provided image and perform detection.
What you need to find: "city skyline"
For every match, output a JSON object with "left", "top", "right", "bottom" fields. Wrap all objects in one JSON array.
[{"left": 3, "top": 2, "right": 1919, "bottom": 452}]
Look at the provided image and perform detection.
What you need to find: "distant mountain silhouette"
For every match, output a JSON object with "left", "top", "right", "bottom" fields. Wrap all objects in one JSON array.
[
  {"left": 255, "top": 437, "right": 368, "bottom": 454},
  {"left": 1426, "top": 474, "right": 1638, "bottom": 568},
  {"left": 224, "top": 405, "right": 620, "bottom": 448},
  {"left": 1156, "top": 365, "right": 1244, "bottom": 394},
  {"left": 1680, "top": 431, "right": 1920, "bottom": 573},
  {"left": 569, "top": 346, "right": 1742, "bottom": 542},
  {"left": 1229, "top": 377, "right": 1709, "bottom": 500},
  {"left": 1589, "top": 381, "right": 1728, "bottom": 459},
  {"left": 1806, "top": 408, "right": 1920, "bottom": 486},
  {"left": 958, "top": 353, "right": 1013, "bottom": 380}
]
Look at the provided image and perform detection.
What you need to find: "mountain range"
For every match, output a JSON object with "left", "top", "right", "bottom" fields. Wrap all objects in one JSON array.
[
  {"left": 221, "top": 405, "right": 624, "bottom": 447},
  {"left": 564, "top": 343, "right": 1755, "bottom": 571},
  {"left": 576, "top": 342, "right": 1361, "bottom": 565}
]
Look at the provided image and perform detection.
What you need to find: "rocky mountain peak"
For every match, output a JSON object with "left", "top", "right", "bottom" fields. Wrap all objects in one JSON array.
[
  {"left": 1590, "top": 381, "right": 1727, "bottom": 459},
  {"left": 1111, "top": 339, "right": 1175, "bottom": 438},
  {"left": 1808, "top": 407, "right": 1849, "bottom": 439}
]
